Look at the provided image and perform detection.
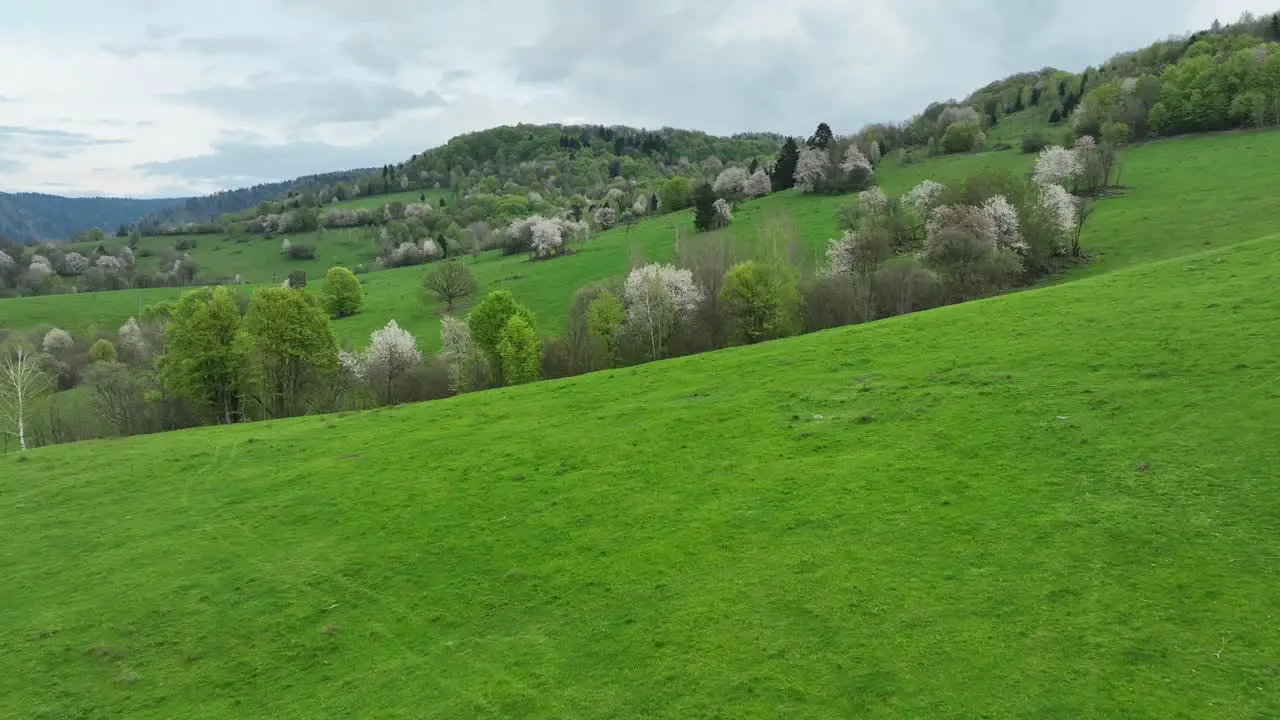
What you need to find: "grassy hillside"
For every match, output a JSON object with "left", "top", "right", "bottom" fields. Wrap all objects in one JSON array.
[
  {"left": 6, "top": 128, "right": 1279, "bottom": 351},
  {"left": 3, "top": 228, "right": 1277, "bottom": 717}
]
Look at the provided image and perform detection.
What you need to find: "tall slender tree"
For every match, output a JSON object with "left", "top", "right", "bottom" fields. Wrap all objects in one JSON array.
[
  {"left": 771, "top": 137, "right": 801, "bottom": 192},
  {"left": 0, "top": 346, "right": 49, "bottom": 451},
  {"left": 807, "top": 122, "right": 834, "bottom": 149}
]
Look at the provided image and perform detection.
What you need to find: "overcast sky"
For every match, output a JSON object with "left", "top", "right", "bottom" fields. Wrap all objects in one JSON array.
[{"left": 0, "top": 0, "right": 1262, "bottom": 198}]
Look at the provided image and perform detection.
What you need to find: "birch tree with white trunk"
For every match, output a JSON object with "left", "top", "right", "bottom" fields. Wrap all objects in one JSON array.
[{"left": 0, "top": 346, "right": 50, "bottom": 451}]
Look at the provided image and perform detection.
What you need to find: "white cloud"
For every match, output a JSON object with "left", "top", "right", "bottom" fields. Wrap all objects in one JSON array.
[{"left": 0, "top": 0, "right": 1267, "bottom": 197}]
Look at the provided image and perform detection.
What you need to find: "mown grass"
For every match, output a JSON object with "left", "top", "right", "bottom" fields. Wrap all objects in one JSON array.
[{"left": 2, "top": 231, "right": 1277, "bottom": 718}]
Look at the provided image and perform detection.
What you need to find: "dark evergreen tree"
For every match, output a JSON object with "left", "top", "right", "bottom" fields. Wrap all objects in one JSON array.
[
  {"left": 439, "top": 197, "right": 447, "bottom": 208},
  {"left": 770, "top": 137, "right": 800, "bottom": 192},
  {"left": 1270, "top": 14, "right": 1280, "bottom": 41},
  {"left": 420, "top": 192, "right": 426, "bottom": 202},
  {"left": 1031, "top": 86, "right": 1042, "bottom": 106},
  {"left": 806, "top": 122, "right": 834, "bottom": 149},
  {"left": 692, "top": 183, "right": 718, "bottom": 233},
  {"left": 608, "top": 159, "right": 621, "bottom": 178},
  {"left": 1049, "top": 108, "right": 1062, "bottom": 123},
  {"left": 437, "top": 233, "right": 448, "bottom": 258},
  {"left": 748, "top": 158, "right": 759, "bottom": 174},
  {"left": 649, "top": 193, "right": 659, "bottom": 213}
]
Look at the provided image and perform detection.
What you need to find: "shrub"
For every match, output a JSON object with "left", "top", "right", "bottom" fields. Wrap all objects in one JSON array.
[
  {"left": 423, "top": 261, "right": 477, "bottom": 311},
  {"left": 286, "top": 244, "right": 317, "bottom": 260},
  {"left": 42, "top": 328, "right": 74, "bottom": 355},
  {"left": 712, "top": 167, "right": 749, "bottom": 200},
  {"left": 586, "top": 291, "right": 625, "bottom": 365},
  {"left": 174, "top": 238, "right": 198, "bottom": 251},
  {"left": 1021, "top": 132, "right": 1048, "bottom": 154},
  {"left": 89, "top": 339, "right": 117, "bottom": 364},
  {"left": 286, "top": 270, "right": 307, "bottom": 289},
  {"left": 940, "top": 122, "right": 980, "bottom": 153},
  {"left": 719, "top": 261, "right": 801, "bottom": 344},
  {"left": 497, "top": 314, "right": 542, "bottom": 386},
  {"left": 321, "top": 267, "right": 363, "bottom": 318}
]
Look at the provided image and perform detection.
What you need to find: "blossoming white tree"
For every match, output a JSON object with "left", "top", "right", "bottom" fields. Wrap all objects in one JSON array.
[
  {"left": 743, "top": 169, "right": 772, "bottom": 197},
  {"left": 901, "top": 179, "right": 946, "bottom": 216},
  {"left": 981, "top": 195, "right": 1026, "bottom": 252},
  {"left": 840, "top": 145, "right": 873, "bottom": 175},
  {"left": 858, "top": 187, "right": 889, "bottom": 216},
  {"left": 1033, "top": 145, "right": 1083, "bottom": 186},
  {"left": 924, "top": 205, "right": 998, "bottom": 257},
  {"left": 712, "top": 166, "right": 749, "bottom": 199},
  {"left": 42, "top": 328, "right": 74, "bottom": 355},
  {"left": 342, "top": 320, "right": 423, "bottom": 404},
  {"left": 118, "top": 317, "right": 147, "bottom": 359},
  {"left": 0, "top": 346, "right": 49, "bottom": 451},
  {"left": 867, "top": 140, "right": 882, "bottom": 165},
  {"left": 793, "top": 147, "right": 829, "bottom": 193},
  {"left": 712, "top": 198, "right": 733, "bottom": 228},
  {"left": 0, "top": 250, "right": 12, "bottom": 267},
  {"left": 96, "top": 255, "right": 126, "bottom": 273},
  {"left": 623, "top": 263, "right": 703, "bottom": 360},
  {"left": 440, "top": 315, "right": 487, "bottom": 392},
  {"left": 1038, "top": 183, "right": 1078, "bottom": 248},
  {"left": 61, "top": 252, "right": 90, "bottom": 276}
]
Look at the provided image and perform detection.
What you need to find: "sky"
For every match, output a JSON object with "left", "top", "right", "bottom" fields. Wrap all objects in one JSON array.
[{"left": 0, "top": 0, "right": 1264, "bottom": 198}]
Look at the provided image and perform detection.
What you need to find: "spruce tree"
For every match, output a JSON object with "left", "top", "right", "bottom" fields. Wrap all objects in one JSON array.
[
  {"left": 770, "top": 137, "right": 800, "bottom": 192},
  {"left": 1270, "top": 14, "right": 1280, "bottom": 41},
  {"left": 692, "top": 183, "right": 718, "bottom": 233},
  {"left": 806, "top": 122, "right": 834, "bottom": 149},
  {"left": 748, "top": 158, "right": 759, "bottom": 174}
]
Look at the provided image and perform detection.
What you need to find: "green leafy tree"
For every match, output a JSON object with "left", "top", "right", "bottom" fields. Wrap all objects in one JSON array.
[
  {"left": 243, "top": 288, "right": 339, "bottom": 418},
  {"left": 89, "top": 339, "right": 117, "bottom": 364},
  {"left": 159, "top": 287, "right": 250, "bottom": 424},
  {"left": 423, "top": 261, "right": 477, "bottom": 311},
  {"left": 88, "top": 227, "right": 106, "bottom": 244},
  {"left": 468, "top": 290, "right": 533, "bottom": 364},
  {"left": 321, "top": 266, "right": 363, "bottom": 318},
  {"left": 128, "top": 230, "right": 142, "bottom": 250},
  {"left": 940, "top": 122, "right": 981, "bottom": 153},
  {"left": 658, "top": 176, "right": 693, "bottom": 212},
  {"left": 719, "top": 261, "right": 801, "bottom": 344},
  {"left": 692, "top": 183, "right": 718, "bottom": 232},
  {"left": 497, "top": 314, "right": 542, "bottom": 386},
  {"left": 586, "top": 291, "right": 625, "bottom": 365}
]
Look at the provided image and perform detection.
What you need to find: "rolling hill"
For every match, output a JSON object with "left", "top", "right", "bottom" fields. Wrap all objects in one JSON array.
[{"left": 2, "top": 214, "right": 1277, "bottom": 717}]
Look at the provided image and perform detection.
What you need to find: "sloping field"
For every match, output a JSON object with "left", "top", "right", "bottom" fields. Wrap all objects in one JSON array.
[{"left": 3, "top": 229, "right": 1277, "bottom": 717}]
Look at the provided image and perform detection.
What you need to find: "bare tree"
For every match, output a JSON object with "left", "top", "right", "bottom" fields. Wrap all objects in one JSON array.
[
  {"left": 423, "top": 261, "right": 478, "bottom": 312},
  {"left": 0, "top": 346, "right": 50, "bottom": 451}
]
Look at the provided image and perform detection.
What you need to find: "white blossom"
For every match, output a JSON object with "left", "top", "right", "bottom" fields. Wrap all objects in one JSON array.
[
  {"left": 867, "top": 140, "right": 882, "bottom": 165},
  {"left": 936, "top": 106, "right": 981, "bottom": 130},
  {"left": 281, "top": 238, "right": 292, "bottom": 253},
  {"left": 1121, "top": 77, "right": 1138, "bottom": 93},
  {"left": 623, "top": 263, "right": 703, "bottom": 359},
  {"left": 712, "top": 167, "right": 749, "bottom": 198},
  {"left": 403, "top": 203, "right": 431, "bottom": 218},
  {"left": 1039, "top": 184, "right": 1078, "bottom": 243},
  {"left": 61, "top": 252, "right": 90, "bottom": 276},
  {"left": 118, "top": 317, "right": 146, "bottom": 355},
  {"left": 593, "top": 206, "right": 618, "bottom": 229},
  {"left": 901, "top": 180, "right": 946, "bottom": 216},
  {"left": 27, "top": 262, "right": 53, "bottom": 280},
  {"left": 793, "top": 147, "right": 828, "bottom": 193},
  {"left": 0, "top": 250, "right": 13, "bottom": 267},
  {"left": 116, "top": 246, "right": 134, "bottom": 265},
  {"left": 338, "top": 349, "right": 365, "bottom": 381},
  {"left": 743, "top": 169, "right": 772, "bottom": 197},
  {"left": 925, "top": 205, "right": 998, "bottom": 256},
  {"left": 858, "top": 187, "right": 888, "bottom": 215},
  {"left": 95, "top": 255, "right": 126, "bottom": 273},
  {"left": 712, "top": 198, "right": 733, "bottom": 227},
  {"left": 508, "top": 215, "right": 583, "bottom": 257},
  {"left": 1074, "top": 135, "right": 1097, "bottom": 151},
  {"left": 364, "top": 319, "right": 422, "bottom": 378},
  {"left": 632, "top": 195, "right": 650, "bottom": 216},
  {"left": 440, "top": 315, "right": 483, "bottom": 391},
  {"left": 527, "top": 191, "right": 543, "bottom": 205},
  {"left": 42, "top": 328, "right": 74, "bottom": 354},
  {"left": 422, "top": 238, "right": 442, "bottom": 259},
  {"left": 981, "top": 195, "right": 1026, "bottom": 252},
  {"left": 823, "top": 230, "right": 860, "bottom": 276},
  {"left": 1033, "top": 145, "right": 1082, "bottom": 186},
  {"left": 839, "top": 145, "right": 873, "bottom": 175}
]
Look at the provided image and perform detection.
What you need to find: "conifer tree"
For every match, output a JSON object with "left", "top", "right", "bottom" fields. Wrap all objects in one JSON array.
[{"left": 770, "top": 137, "right": 800, "bottom": 192}]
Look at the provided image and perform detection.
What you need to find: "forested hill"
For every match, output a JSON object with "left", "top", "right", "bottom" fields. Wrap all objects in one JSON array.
[
  {"left": 0, "top": 193, "right": 182, "bottom": 244},
  {"left": 135, "top": 168, "right": 374, "bottom": 233}
]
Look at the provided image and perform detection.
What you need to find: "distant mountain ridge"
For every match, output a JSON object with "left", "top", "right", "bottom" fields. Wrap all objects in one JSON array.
[
  {"left": 134, "top": 168, "right": 375, "bottom": 233},
  {"left": 0, "top": 192, "right": 184, "bottom": 243}
]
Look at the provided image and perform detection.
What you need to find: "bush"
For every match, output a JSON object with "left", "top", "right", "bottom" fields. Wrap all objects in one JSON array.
[
  {"left": 88, "top": 339, "right": 117, "bottom": 364},
  {"left": 286, "top": 244, "right": 317, "bottom": 260},
  {"left": 1021, "top": 132, "right": 1047, "bottom": 154},
  {"left": 423, "top": 261, "right": 477, "bottom": 311},
  {"left": 174, "top": 238, "right": 198, "bottom": 251},
  {"left": 321, "top": 267, "right": 363, "bottom": 318},
  {"left": 940, "top": 122, "right": 980, "bottom": 153},
  {"left": 286, "top": 270, "right": 307, "bottom": 289}
]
